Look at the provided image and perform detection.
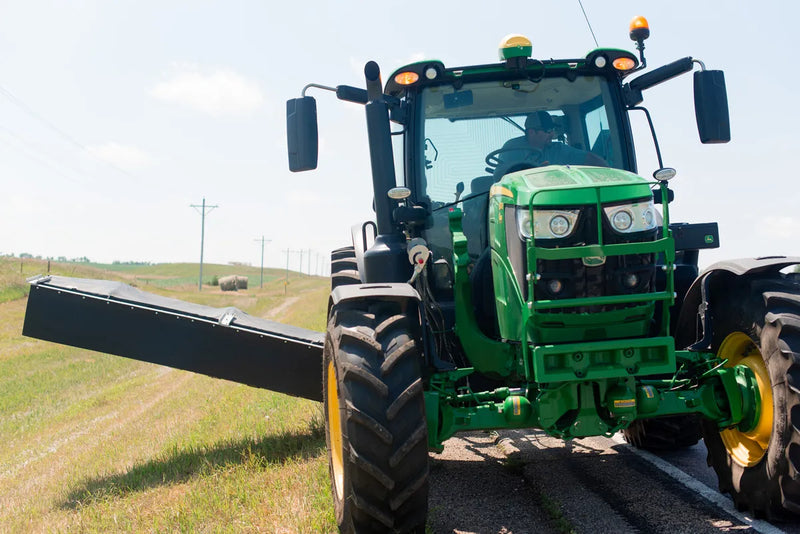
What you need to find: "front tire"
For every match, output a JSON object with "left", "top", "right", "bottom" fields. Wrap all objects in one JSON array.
[
  {"left": 323, "top": 302, "right": 429, "bottom": 533},
  {"left": 702, "top": 274, "right": 800, "bottom": 518}
]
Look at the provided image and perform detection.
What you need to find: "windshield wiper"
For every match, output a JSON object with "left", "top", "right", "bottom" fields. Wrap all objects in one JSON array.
[{"left": 501, "top": 116, "right": 525, "bottom": 133}]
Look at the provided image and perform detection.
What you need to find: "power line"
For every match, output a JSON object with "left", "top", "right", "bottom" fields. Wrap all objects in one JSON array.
[
  {"left": 0, "top": 125, "right": 88, "bottom": 185},
  {"left": 0, "top": 82, "right": 136, "bottom": 179},
  {"left": 190, "top": 198, "right": 218, "bottom": 292},
  {"left": 577, "top": 0, "right": 600, "bottom": 48}
]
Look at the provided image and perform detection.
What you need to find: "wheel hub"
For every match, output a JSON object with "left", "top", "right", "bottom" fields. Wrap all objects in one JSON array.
[
  {"left": 326, "top": 360, "right": 345, "bottom": 499},
  {"left": 718, "top": 332, "right": 774, "bottom": 467}
]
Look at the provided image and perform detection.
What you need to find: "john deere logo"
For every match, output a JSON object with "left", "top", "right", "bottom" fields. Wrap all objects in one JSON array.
[
  {"left": 704, "top": 234, "right": 715, "bottom": 244},
  {"left": 582, "top": 256, "right": 606, "bottom": 267}
]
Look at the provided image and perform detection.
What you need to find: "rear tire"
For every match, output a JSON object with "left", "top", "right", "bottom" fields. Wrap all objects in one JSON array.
[
  {"left": 331, "top": 246, "right": 360, "bottom": 290},
  {"left": 622, "top": 415, "right": 702, "bottom": 451},
  {"left": 702, "top": 274, "right": 800, "bottom": 518},
  {"left": 323, "top": 301, "right": 429, "bottom": 533}
]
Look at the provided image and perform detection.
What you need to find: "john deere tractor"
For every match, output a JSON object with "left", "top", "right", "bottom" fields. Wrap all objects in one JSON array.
[{"left": 22, "top": 16, "right": 800, "bottom": 534}]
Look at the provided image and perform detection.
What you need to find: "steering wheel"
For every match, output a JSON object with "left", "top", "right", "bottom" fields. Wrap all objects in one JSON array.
[{"left": 484, "top": 147, "right": 543, "bottom": 177}]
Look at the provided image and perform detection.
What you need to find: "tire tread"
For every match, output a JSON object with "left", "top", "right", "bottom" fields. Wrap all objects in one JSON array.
[
  {"left": 325, "top": 301, "right": 428, "bottom": 533},
  {"left": 702, "top": 274, "right": 800, "bottom": 518}
]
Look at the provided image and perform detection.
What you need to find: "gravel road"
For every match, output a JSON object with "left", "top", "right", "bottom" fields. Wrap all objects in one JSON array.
[{"left": 427, "top": 429, "right": 796, "bottom": 534}]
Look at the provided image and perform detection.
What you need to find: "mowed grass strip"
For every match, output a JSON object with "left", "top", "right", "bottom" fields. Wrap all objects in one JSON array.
[{"left": 0, "top": 261, "right": 335, "bottom": 533}]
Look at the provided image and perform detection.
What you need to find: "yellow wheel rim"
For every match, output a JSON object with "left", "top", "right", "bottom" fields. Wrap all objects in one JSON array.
[
  {"left": 326, "top": 360, "right": 345, "bottom": 500},
  {"left": 718, "top": 332, "right": 774, "bottom": 467}
]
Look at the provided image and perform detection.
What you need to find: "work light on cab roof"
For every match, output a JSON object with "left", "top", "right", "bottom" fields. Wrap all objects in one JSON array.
[{"left": 393, "top": 65, "right": 439, "bottom": 86}]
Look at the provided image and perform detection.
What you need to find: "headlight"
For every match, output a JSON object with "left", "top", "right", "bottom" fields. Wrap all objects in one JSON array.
[
  {"left": 603, "top": 200, "right": 657, "bottom": 234},
  {"left": 517, "top": 208, "right": 580, "bottom": 239}
]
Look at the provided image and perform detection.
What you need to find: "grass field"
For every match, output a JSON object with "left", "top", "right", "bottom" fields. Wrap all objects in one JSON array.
[{"left": 0, "top": 257, "right": 335, "bottom": 532}]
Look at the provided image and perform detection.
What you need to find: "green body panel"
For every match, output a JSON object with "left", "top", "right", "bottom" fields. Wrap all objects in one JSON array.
[
  {"left": 380, "top": 53, "right": 753, "bottom": 452},
  {"left": 426, "top": 352, "right": 760, "bottom": 447},
  {"left": 505, "top": 165, "right": 653, "bottom": 207},
  {"left": 489, "top": 247, "right": 527, "bottom": 346},
  {"left": 485, "top": 165, "right": 675, "bottom": 345},
  {"left": 449, "top": 209, "right": 519, "bottom": 378},
  {"left": 532, "top": 336, "right": 674, "bottom": 383},
  {"left": 529, "top": 304, "right": 654, "bottom": 344},
  {"left": 421, "top": 163, "right": 757, "bottom": 449}
]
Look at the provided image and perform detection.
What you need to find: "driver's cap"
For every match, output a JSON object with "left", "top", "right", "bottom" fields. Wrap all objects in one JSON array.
[{"left": 525, "top": 111, "right": 554, "bottom": 131}]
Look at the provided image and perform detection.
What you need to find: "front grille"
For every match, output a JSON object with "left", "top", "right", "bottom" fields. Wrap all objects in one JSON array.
[
  {"left": 535, "top": 252, "right": 655, "bottom": 313},
  {"left": 505, "top": 204, "right": 658, "bottom": 313}
]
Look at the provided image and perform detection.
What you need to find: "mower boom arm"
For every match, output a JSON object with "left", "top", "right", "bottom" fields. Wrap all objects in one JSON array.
[{"left": 22, "top": 276, "right": 324, "bottom": 401}]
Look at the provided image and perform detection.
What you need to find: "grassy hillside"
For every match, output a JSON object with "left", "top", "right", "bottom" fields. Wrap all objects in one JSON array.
[
  {"left": 0, "top": 258, "right": 334, "bottom": 532},
  {"left": 86, "top": 261, "right": 284, "bottom": 289}
]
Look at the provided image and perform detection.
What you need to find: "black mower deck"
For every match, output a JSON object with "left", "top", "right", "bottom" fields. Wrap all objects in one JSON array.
[{"left": 22, "top": 276, "right": 324, "bottom": 401}]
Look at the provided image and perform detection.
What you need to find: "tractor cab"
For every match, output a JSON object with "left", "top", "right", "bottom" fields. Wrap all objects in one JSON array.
[
  {"left": 382, "top": 37, "right": 657, "bottom": 341},
  {"left": 380, "top": 32, "right": 728, "bottom": 348},
  {"left": 386, "top": 37, "right": 640, "bottom": 269}
]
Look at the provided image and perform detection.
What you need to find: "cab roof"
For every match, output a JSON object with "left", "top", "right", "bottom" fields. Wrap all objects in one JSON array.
[{"left": 384, "top": 48, "right": 639, "bottom": 98}]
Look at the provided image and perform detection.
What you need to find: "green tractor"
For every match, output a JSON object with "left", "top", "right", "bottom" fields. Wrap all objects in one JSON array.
[
  {"left": 287, "top": 18, "right": 800, "bottom": 532},
  {"left": 21, "top": 16, "right": 800, "bottom": 534}
]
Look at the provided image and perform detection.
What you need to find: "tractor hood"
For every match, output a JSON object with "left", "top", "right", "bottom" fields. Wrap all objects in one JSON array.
[{"left": 495, "top": 165, "right": 653, "bottom": 207}]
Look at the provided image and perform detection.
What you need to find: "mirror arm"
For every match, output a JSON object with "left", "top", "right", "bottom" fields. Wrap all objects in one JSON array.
[
  {"left": 301, "top": 83, "right": 336, "bottom": 97},
  {"left": 629, "top": 106, "right": 664, "bottom": 169},
  {"left": 301, "top": 83, "right": 371, "bottom": 105},
  {"left": 624, "top": 56, "right": 694, "bottom": 106}
]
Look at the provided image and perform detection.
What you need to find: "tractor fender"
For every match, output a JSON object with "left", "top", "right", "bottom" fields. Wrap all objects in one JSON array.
[
  {"left": 675, "top": 256, "right": 800, "bottom": 350},
  {"left": 329, "top": 282, "right": 420, "bottom": 311},
  {"left": 326, "top": 282, "right": 444, "bottom": 369}
]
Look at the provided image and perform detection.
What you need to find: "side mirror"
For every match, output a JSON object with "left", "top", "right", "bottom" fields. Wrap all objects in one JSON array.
[
  {"left": 694, "top": 70, "right": 730, "bottom": 144},
  {"left": 286, "top": 96, "right": 318, "bottom": 172}
]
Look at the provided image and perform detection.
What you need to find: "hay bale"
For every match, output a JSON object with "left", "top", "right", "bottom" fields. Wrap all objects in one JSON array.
[
  {"left": 235, "top": 275, "right": 248, "bottom": 290},
  {"left": 219, "top": 275, "right": 238, "bottom": 291}
]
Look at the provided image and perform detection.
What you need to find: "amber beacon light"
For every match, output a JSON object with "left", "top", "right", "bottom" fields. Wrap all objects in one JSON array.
[
  {"left": 629, "top": 16, "right": 650, "bottom": 42},
  {"left": 628, "top": 15, "right": 650, "bottom": 68}
]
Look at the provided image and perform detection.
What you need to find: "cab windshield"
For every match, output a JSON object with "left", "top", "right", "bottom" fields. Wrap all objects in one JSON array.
[{"left": 418, "top": 76, "right": 629, "bottom": 204}]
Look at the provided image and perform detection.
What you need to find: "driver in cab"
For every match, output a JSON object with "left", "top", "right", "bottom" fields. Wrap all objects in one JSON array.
[{"left": 497, "top": 110, "right": 607, "bottom": 170}]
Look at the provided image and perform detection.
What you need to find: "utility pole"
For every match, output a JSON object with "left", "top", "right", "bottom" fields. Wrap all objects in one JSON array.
[
  {"left": 254, "top": 236, "right": 271, "bottom": 288},
  {"left": 284, "top": 247, "right": 290, "bottom": 294},
  {"left": 190, "top": 198, "right": 218, "bottom": 291},
  {"left": 298, "top": 249, "right": 304, "bottom": 276},
  {"left": 282, "top": 248, "right": 303, "bottom": 294}
]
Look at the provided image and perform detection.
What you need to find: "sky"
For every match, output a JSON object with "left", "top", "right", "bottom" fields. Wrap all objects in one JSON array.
[{"left": 1, "top": 0, "right": 798, "bottom": 272}]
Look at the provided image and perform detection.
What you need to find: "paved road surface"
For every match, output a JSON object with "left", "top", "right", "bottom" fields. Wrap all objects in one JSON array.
[{"left": 427, "top": 430, "right": 798, "bottom": 534}]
